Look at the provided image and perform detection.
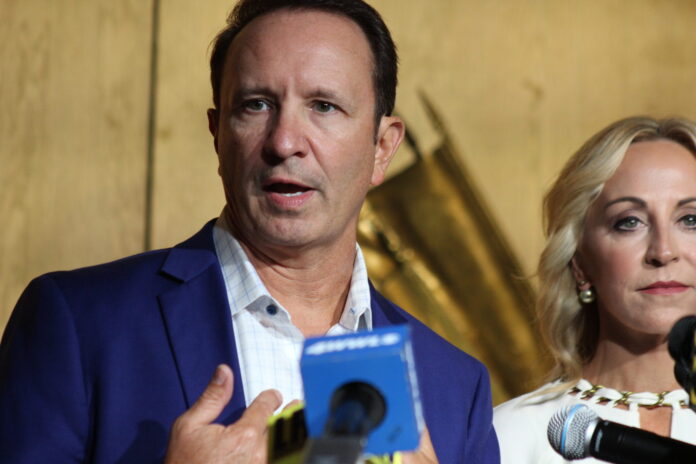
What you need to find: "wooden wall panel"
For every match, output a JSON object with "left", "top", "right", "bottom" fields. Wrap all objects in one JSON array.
[
  {"left": 376, "top": 0, "right": 696, "bottom": 278},
  {"left": 0, "top": 0, "right": 153, "bottom": 330},
  {"left": 151, "top": 0, "right": 696, "bottom": 276},
  {"left": 150, "top": 0, "right": 230, "bottom": 249}
]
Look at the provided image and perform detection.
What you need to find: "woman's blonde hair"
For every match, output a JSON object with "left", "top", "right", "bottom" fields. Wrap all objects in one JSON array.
[{"left": 538, "top": 116, "right": 696, "bottom": 384}]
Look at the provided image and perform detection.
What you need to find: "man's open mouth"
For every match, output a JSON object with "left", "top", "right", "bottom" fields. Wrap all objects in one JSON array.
[{"left": 264, "top": 182, "right": 312, "bottom": 197}]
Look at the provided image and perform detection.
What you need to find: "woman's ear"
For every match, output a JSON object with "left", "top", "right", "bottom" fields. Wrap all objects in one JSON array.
[{"left": 570, "top": 254, "right": 589, "bottom": 287}]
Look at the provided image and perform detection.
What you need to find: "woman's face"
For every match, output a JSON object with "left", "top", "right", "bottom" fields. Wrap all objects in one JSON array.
[{"left": 573, "top": 139, "right": 696, "bottom": 341}]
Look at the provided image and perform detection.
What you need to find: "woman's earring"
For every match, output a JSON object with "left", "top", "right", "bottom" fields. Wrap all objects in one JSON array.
[{"left": 577, "top": 280, "right": 595, "bottom": 304}]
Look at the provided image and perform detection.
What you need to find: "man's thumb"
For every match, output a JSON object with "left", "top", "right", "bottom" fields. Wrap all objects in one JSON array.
[{"left": 184, "top": 364, "right": 234, "bottom": 427}]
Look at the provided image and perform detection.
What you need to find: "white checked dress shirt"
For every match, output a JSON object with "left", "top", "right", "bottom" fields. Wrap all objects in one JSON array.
[{"left": 212, "top": 214, "right": 373, "bottom": 409}]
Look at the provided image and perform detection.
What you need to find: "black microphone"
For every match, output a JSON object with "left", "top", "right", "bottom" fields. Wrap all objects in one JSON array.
[
  {"left": 547, "top": 404, "right": 696, "bottom": 463},
  {"left": 322, "top": 381, "right": 386, "bottom": 438},
  {"left": 267, "top": 403, "right": 308, "bottom": 463},
  {"left": 267, "top": 389, "right": 386, "bottom": 464},
  {"left": 668, "top": 315, "right": 696, "bottom": 412},
  {"left": 301, "top": 382, "right": 387, "bottom": 464}
]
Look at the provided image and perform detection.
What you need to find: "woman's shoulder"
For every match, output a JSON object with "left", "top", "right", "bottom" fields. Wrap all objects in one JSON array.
[
  {"left": 494, "top": 381, "right": 570, "bottom": 419},
  {"left": 493, "top": 381, "right": 582, "bottom": 464}
]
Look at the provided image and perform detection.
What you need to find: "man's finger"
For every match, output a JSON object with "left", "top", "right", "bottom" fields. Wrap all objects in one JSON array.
[
  {"left": 235, "top": 389, "right": 282, "bottom": 430},
  {"left": 282, "top": 399, "right": 302, "bottom": 412},
  {"left": 181, "top": 364, "right": 234, "bottom": 428},
  {"left": 401, "top": 427, "right": 438, "bottom": 464}
]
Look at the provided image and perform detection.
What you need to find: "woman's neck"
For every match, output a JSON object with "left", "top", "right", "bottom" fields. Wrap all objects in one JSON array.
[{"left": 583, "top": 339, "right": 681, "bottom": 393}]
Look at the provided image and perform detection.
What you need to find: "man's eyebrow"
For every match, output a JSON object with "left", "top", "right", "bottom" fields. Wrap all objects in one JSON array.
[
  {"left": 307, "top": 88, "right": 341, "bottom": 100},
  {"left": 678, "top": 197, "right": 696, "bottom": 206},
  {"left": 306, "top": 88, "right": 354, "bottom": 111},
  {"left": 603, "top": 196, "right": 646, "bottom": 210},
  {"left": 231, "top": 86, "right": 274, "bottom": 99},
  {"left": 227, "top": 87, "right": 348, "bottom": 105}
]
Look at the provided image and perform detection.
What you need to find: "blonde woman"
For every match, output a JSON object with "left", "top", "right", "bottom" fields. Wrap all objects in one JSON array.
[{"left": 494, "top": 116, "right": 696, "bottom": 463}]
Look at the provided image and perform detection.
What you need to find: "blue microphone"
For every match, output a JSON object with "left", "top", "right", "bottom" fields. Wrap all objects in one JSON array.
[{"left": 300, "top": 325, "right": 423, "bottom": 458}]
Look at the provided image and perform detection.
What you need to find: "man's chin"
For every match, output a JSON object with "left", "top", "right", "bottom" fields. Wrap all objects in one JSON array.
[
  {"left": 254, "top": 224, "right": 352, "bottom": 255},
  {"left": 253, "top": 223, "right": 322, "bottom": 249}
]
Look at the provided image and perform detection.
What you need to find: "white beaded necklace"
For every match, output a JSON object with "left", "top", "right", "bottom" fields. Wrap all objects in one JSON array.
[{"left": 571, "top": 378, "right": 688, "bottom": 409}]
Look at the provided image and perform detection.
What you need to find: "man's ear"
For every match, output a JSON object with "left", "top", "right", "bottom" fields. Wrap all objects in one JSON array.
[
  {"left": 207, "top": 108, "right": 219, "bottom": 153},
  {"left": 371, "top": 115, "right": 405, "bottom": 187}
]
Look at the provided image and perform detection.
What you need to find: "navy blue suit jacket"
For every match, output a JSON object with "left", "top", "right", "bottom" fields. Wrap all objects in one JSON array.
[{"left": 0, "top": 222, "right": 499, "bottom": 463}]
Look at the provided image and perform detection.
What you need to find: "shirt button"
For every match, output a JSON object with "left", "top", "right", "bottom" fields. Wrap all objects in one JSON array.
[{"left": 266, "top": 304, "right": 278, "bottom": 316}]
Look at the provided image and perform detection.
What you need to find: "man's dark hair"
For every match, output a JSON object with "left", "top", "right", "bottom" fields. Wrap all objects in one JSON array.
[{"left": 209, "top": 0, "right": 398, "bottom": 127}]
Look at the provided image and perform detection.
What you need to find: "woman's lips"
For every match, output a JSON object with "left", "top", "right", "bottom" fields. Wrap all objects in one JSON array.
[{"left": 638, "top": 281, "right": 690, "bottom": 295}]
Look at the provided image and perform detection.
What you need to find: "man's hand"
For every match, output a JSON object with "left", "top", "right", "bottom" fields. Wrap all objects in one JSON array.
[
  {"left": 401, "top": 428, "right": 438, "bottom": 464},
  {"left": 164, "top": 364, "right": 282, "bottom": 464}
]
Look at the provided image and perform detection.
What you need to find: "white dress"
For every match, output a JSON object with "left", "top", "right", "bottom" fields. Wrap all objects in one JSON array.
[{"left": 493, "top": 380, "right": 696, "bottom": 464}]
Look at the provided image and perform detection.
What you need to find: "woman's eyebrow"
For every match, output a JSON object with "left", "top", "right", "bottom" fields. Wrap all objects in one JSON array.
[
  {"left": 678, "top": 197, "right": 696, "bottom": 207},
  {"left": 603, "top": 196, "right": 646, "bottom": 210}
]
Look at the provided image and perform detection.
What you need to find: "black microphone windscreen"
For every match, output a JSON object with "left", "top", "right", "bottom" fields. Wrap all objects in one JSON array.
[
  {"left": 325, "top": 381, "right": 386, "bottom": 437},
  {"left": 668, "top": 316, "right": 696, "bottom": 390}
]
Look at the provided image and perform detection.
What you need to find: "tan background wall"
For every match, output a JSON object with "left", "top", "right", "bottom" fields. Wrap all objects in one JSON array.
[
  {"left": 3, "top": 0, "right": 696, "bottom": 401},
  {"left": 2, "top": 0, "right": 152, "bottom": 323}
]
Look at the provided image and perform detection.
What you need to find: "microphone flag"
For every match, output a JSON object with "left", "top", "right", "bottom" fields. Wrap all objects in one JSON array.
[{"left": 300, "top": 325, "right": 424, "bottom": 456}]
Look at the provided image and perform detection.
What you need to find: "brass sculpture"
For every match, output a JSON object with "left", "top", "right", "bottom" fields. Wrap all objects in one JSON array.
[{"left": 358, "top": 94, "right": 551, "bottom": 404}]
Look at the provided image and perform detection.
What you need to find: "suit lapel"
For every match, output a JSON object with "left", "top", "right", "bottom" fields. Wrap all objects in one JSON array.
[
  {"left": 369, "top": 282, "right": 408, "bottom": 328},
  {"left": 158, "top": 222, "right": 247, "bottom": 423},
  {"left": 157, "top": 226, "right": 404, "bottom": 424}
]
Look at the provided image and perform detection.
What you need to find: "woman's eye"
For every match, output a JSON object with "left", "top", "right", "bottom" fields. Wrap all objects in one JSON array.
[
  {"left": 681, "top": 214, "right": 696, "bottom": 228},
  {"left": 613, "top": 216, "right": 642, "bottom": 231},
  {"left": 314, "top": 101, "right": 336, "bottom": 113}
]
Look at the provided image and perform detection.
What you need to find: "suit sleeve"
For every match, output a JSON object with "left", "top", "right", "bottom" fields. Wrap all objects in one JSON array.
[
  {"left": 0, "top": 275, "right": 89, "bottom": 463},
  {"left": 465, "top": 363, "right": 500, "bottom": 463}
]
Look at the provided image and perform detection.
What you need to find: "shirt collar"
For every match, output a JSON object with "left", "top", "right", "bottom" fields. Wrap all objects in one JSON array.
[
  {"left": 338, "top": 242, "right": 372, "bottom": 331},
  {"left": 212, "top": 214, "right": 372, "bottom": 332}
]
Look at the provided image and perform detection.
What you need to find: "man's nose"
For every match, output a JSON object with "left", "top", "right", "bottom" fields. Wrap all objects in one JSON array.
[
  {"left": 645, "top": 225, "right": 680, "bottom": 267},
  {"left": 264, "top": 108, "right": 309, "bottom": 161}
]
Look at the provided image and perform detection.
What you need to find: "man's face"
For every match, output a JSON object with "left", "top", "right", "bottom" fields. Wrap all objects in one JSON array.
[{"left": 209, "top": 9, "right": 403, "bottom": 253}]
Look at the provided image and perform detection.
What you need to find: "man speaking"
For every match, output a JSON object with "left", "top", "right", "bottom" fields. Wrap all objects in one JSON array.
[{"left": 0, "top": 0, "right": 499, "bottom": 462}]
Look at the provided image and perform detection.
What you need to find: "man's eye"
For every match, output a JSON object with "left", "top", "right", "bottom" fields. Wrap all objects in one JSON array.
[
  {"left": 681, "top": 214, "right": 696, "bottom": 228},
  {"left": 613, "top": 216, "right": 642, "bottom": 231},
  {"left": 243, "top": 100, "right": 270, "bottom": 112},
  {"left": 313, "top": 101, "right": 336, "bottom": 113}
]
